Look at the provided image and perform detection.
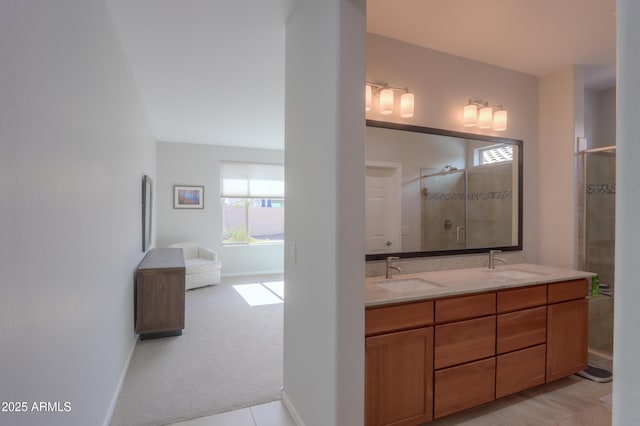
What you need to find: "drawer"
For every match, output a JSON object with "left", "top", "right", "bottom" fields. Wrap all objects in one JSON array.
[
  {"left": 496, "top": 344, "right": 546, "bottom": 398},
  {"left": 434, "top": 357, "right": 496, "bottom": 419},
  {"left": 365, "top": 300, "right": 434, "bottom": 336},
  {"left": 548, "top": 279, "right": 589, "bottom": 304},
  {"left": 497, "top": 285, "right": 546, "bottom": 313},
  {"left": 435, "top": 316, "right": 495, "bottom": 369},
  {"left": 497, "top": 306, "right": 547, "bottom": 354},
  {"left": 435, "top": 292, "right": 496, "bottom": 323}
]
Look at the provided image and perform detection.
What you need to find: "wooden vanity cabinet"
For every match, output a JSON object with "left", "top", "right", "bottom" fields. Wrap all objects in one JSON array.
[
  {"left": 365, "top": 301, "right": 434, "bottom": 426},
  {"left": 546, "top": 280, "right": 589, "bottom": 382},
  {"left": 364, "top": 279, "right": 589, "bottom": 425}
]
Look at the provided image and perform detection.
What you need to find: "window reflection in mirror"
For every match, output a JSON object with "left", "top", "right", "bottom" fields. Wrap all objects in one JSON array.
[{"left": 365, "top": 120, "right": 523, "bottom": 261}]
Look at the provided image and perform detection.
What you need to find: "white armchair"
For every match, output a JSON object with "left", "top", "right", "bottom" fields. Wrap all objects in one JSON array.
[{"left": 168, "top": 242, "right": 221, "bottom": 290}]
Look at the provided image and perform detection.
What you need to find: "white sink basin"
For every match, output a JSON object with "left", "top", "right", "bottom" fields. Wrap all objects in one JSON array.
[
  {"left": 486, "top": 269, "right": 546, "bottom": 279},
  {"left": 372, "top": 277, "right": 445, "bottom": 292}
]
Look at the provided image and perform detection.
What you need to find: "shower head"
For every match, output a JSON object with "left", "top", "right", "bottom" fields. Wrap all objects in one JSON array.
[{"left": 444, "top": 165, "right": 458, "bottom": 171}]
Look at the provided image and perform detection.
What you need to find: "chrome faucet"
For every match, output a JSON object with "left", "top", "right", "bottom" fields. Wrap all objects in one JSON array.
[
  {"left": 386, "top": 256, "right": 401, "bottom": 279},
  {"left": 488, "top": 250, "right": 506, "bottom": 269}
]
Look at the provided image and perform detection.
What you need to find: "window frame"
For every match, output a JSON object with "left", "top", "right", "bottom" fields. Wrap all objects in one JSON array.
[{"left": 220, "top": 161, "right": 285, "bottom": 246}]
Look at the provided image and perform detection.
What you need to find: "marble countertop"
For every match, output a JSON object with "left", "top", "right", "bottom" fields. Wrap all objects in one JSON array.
[{"left": 365, "top": 263, "right": 595, "bottom": 307}]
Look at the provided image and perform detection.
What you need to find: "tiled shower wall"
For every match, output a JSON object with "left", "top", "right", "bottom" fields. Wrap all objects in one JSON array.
[{"left": 466, "top": 163, "right": 513, "bottom": 248}]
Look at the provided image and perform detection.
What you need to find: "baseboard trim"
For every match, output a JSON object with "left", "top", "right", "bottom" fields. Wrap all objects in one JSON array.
[
  {"left": 281, "top": 390, "right": 305, "bottom": 426},
  {"left": 103, "top": 334, "right": 138, "bottom": 426},
  {"left": 222, "top": 269, "right": 284, "bottom": 278}
]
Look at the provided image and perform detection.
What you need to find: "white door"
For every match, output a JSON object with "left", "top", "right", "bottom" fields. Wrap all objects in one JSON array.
[{"left": 366, "top": 162, "right": 401, "bottom": 254}]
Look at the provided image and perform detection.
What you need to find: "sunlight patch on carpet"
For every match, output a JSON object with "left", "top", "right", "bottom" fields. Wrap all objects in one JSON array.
[
  {"left": 263, "top": 281, "right": 284, "bottom": 299},
  {"left": 233, "top": 283, "right": 284, "bottom": 306}
]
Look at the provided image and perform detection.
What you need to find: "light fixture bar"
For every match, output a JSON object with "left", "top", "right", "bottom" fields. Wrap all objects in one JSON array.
[
  {"left": 463, "top": 98, "right": 508, "bottom": 131},
  {"left": 366, "top": 81, "right": 415, "bottom": 118}
]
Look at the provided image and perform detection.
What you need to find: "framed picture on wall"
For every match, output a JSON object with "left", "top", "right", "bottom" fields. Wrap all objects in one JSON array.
[{"left": 174, "top": 185, "right": 204, "bottom": 209}]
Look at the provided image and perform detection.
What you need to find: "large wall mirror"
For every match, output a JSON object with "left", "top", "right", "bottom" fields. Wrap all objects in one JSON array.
[{"left": 365, "top": 120, "right": 523, "bottom": 261}]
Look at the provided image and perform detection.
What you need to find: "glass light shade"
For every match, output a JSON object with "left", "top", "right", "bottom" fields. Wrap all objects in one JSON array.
[
  {"left": 493, "top": 109, "right": 508, "bottom": 131},
  {"left": 399, "top": 93, "right": 414, "bottom": 118},
  {"left": 379, "top": 88, "right": 394, "bottom": 115},
  {"left": 478, "top": 106, "right": 493, "bottom": 129},
  {"left": 365, "top": 85, "right": 372, "bottom": 112},
  {"left": 463, "top": 104, "right": 477, "bottom": 127}
]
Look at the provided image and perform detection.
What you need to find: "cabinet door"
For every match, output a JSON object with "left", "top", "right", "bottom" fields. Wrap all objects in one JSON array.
[
  {"left": 365, "top": 328, "right": 433, "bottom": 426},
  {"left": 136, "top": 270, "right": 185, "bottom": 334},
  {"left": 434, "top": 357, "right": 496, "bottom": 419},
  {"left": 547, "top": 299, "right": 588, "bottom": 382}
]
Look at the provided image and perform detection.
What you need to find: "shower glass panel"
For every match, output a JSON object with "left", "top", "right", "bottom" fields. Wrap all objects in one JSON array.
[
  {"left": 421, "top": 170, "right": 466, "bottom": 251},
  {"left": 421, "top": 163, "right": 514, "bottom": 251},
  {"left": 581, "top": 148, "right": 616, "bottom": 289},
  {"left": 579, "top": 146, "right": 616, "bottom": 372}
]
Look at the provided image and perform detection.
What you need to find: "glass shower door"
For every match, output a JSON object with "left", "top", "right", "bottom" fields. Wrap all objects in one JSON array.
[{"left": 421, "top": 170, "right": 466, "bottom": 251}]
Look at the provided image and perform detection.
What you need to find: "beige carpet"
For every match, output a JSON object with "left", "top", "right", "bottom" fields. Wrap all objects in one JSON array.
[{"left": 110, "top": 275, "right": 283, "bottom": 426}]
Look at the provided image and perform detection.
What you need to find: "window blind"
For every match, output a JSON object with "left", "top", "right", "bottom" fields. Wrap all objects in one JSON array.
[{"left": 220, "top": 161, "right": 285, "bottom": 198}]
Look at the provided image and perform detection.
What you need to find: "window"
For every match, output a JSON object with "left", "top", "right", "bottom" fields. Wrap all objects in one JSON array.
[
  {"left": 221, "top": 162, "right": 284, "bottom": 245},
  {"left": 475, "top": 144, "right": 514, "bottom": 166}
]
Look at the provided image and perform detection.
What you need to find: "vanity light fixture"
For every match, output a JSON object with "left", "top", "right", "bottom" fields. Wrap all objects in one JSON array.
[
  {"left": 463, "top": 98, "right": 508, "bottom": 131},
  {"left": 366, "top": 81, "right": 415, "bottom": 118}
]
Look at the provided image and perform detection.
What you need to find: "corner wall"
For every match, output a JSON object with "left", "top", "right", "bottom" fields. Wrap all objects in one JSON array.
[
  {"left": 0, "top": 1, "right": 156, "bottom": 425},
  {"left": 283, "top": 0, "right": 365, "bottom": 424},
  {"left": 156, "top": 142, "right": 284, "bottom": 276},
  {"left": 538, "top": 66, "right": 584, "bottom": 268},
  {"left": 614, "top": 0, "right": 640, "bottom": 423}
]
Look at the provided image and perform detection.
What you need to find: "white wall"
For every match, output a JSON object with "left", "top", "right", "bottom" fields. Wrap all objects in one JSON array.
[
  {"left": 283, "top": 0, "right": 365, "bottom": 424},
  {"left": 614, "top": 0, "right": 640, "bottom": 423},
  {"left": 598, "top": 87, "right": 617, "bottom": 148},
  {"left": 366, "top": 34, "right": 540, "bottom": 266},
  {"left": 156, "top": 142, "right": 284, "bottom": 276},
  {"left": 0, "top": 1, "right": 156, "bottom": 425},
  {"left": 584, "top": 89, "right": 598, "bottom": 149},
  {"left": 538, "top": 66, "right": 584, "bottom": 268},
  {"left": 585, "top": 87, "right": 616, "bottom": 150}
]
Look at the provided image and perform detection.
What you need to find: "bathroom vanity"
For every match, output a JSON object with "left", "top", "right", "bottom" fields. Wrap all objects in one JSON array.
[{"left": 364, "top": 263, "right": 592, "bottom": 426}]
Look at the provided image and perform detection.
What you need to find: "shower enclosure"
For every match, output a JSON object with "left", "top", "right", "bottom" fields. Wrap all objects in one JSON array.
[
  {"left": 421, "top": 162, "right": 515, "bottom": 251},
  {"left": 578, "top": 146, "right": 616, "bottom": 372}
]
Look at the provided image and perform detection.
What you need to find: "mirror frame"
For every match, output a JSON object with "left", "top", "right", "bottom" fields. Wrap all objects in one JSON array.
[{"left": 365, "top": 119, "right": 523, "bottom": 261}]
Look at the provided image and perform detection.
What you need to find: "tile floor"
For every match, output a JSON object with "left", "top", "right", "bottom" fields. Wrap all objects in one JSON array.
[
  {"left": 169, "top": 400, "right": 294, "bottom": 426},
  {"left": 170, "top": 375, "right": 610, "bottom": 426},
  {"left": 427, "top": 375, "right": 612, "bottom": 426}
]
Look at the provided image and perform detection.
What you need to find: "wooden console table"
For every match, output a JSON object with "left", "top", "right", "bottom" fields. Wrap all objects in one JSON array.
[{"left": 135, "top": 248, "right": 185, "bottom": 339}]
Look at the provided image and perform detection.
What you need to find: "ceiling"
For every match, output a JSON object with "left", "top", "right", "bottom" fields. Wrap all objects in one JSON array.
[
  {"left": 106, "top": 0, "right": 616, "bottom": 151},
  {"left": 367, "top": 0, "right": 617, "bottom": 89},
  {"left": 107, "top": 0, "right": 290, "bottom": 150}
]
